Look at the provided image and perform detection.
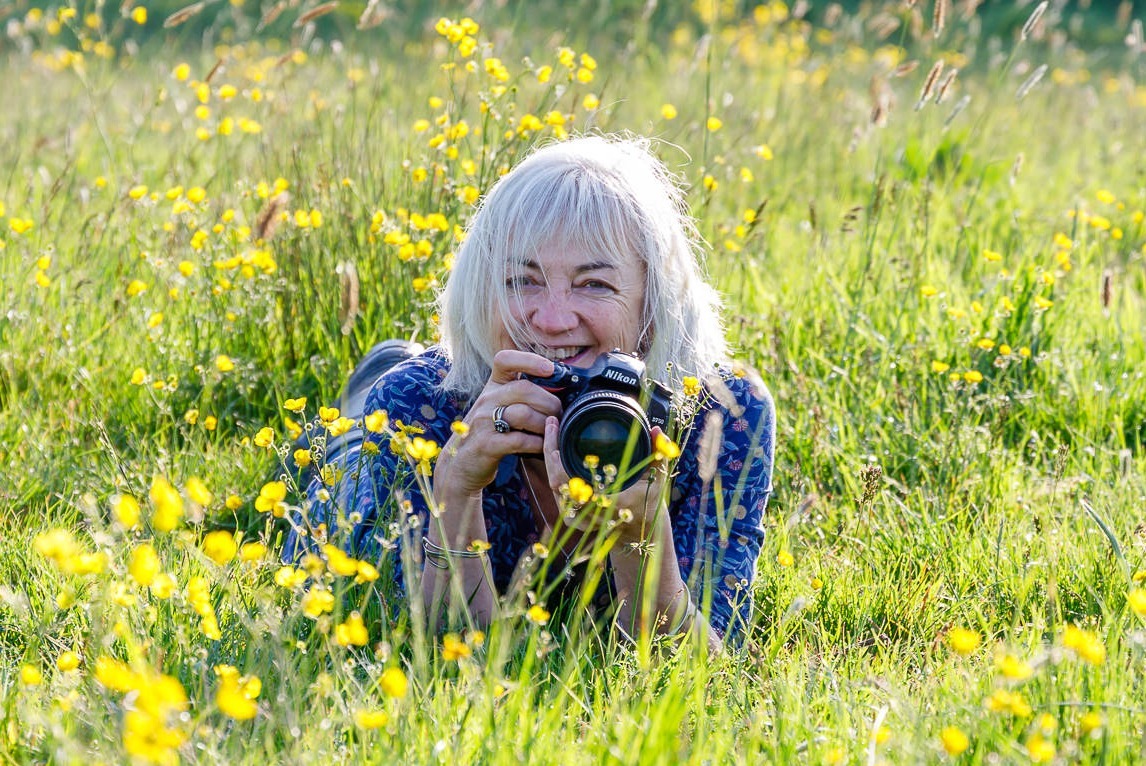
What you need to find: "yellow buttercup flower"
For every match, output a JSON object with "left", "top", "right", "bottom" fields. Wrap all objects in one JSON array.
[
  {"left": 442, "top": 633, "right": 471, "bottom": 661},
  {"left": 654, "top": 432, "right": 681, "bottom": 460},
  {"left": 149, "top": 476, "right": 184, "bottom": 532},
  {"left": 202, "top": 531, "right": 238, "bottom": 565},
  {"left": 185, "top": 477, "right": 213, "bottom": 506},
  {"left": 1025, "top": 733, "right": 1055, "bottom": 763},
  {"left": 939, "top": 726, "right": 969, "bottom": 756},
  {"left": 380, "top": 666, "right": 408, "bottom": 698},
  {"left": 232, "top": 542, "right": 263, "bottom": 563},
  {"left": 254, "top": 481, "right": 288, "bottom": 515},
  {"left": 95, "top": 656, "right": 138, "bottom": 692},
  {"left": 364, "top": 410, "right": 389, "bottom": 433},
  {"left": 405, "top": 437, "right": 440, "bottom": 464},
  {"left": 354, "top": 709, "right": 389, "bottom": 729},
  {"left": 996, "top": 653, "right": 1033, "bottom": 680},
  {"left": 253, "top": 427, "right": 274, "bottom": 447},
  {"left": 355, "top": 561, "right": 379, "bottom": 584},
  {"left": 1129, "top": 588, "right": 1146, "bottom": 617},
  {"left": 322, "top": 544, "right": 360, "bottom": 577},
  {"left": 274, "top": 566, "right": 307, "bottom": 589},
  {"left": 215, "top": 668, "right": 260, "bottom": 721},
  {"left": 113, "top": 495, "right": 141, "bottom": 528},
  {"left": 1062, "top": 625, "right": 1105, "bottom": 665},
  {"left": 301, "top": 587, "right": 335, "bottom": 618},
  {"left": 1080, "top": 711, "right": 1103, "bottom": 735},
  {"left": 151, "top": 572, "right": 177, "bottom": 599},
  {"left": 20, "top": 665, "right": 43, "bottom": 687},
  {"left": 129, "top": 543, "right": 160, "bottom": 586},
  {"left": 335, "top": 612, "right": 369, "bottom": 647},
  {"left": 945, "top": 627, "right": 980, "bottom": 655},
  {"left": 567, "top": 477, "right": 593, "bottom": 505},
  {"left": 56, "top": 650, "right": 81, "bottom": 672},
  {"left": 984, "top": 688, "right": 1031, "bottom": 717}
]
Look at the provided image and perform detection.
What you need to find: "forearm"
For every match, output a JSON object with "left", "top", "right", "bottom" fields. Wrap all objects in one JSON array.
[
  {"left": 608, "top": 511, "right": 720, "bottom": 652},
  {"left": 420, "top": 484, "right": 496, "bottom": 630}
]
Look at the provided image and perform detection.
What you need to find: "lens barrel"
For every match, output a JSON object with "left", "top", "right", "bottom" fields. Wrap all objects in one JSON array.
[{"left": 558, "top": 390, "right": 651, "bottom": 490}]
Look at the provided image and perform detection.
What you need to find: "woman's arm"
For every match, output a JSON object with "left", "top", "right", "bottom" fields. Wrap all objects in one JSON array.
[
  {"left": 607, "top": 501, "right": 723, "bottom": 653},
  {"left": 418, "top": 452, "right": 497, "bottom": 629},
  {"left": 410, "top": 350, "right": 560, "bottom": 631},
  {"left": 673, "top": 373, "right": 776, "bottom": 643}
]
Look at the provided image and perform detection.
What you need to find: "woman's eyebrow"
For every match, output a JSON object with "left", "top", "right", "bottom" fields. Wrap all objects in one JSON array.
[
  {"left": 512, "top": 259, "right": 617, "bottom": 273},
  {"left": 574, "top": 261, "right": 617, "bottom": 273}
]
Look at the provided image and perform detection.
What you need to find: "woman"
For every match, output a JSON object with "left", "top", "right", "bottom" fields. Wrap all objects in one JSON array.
[{"left": 288, "top": 135, "right": 774, "bottom": 648}]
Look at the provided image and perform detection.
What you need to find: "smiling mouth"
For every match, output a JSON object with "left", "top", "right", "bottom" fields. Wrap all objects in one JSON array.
[{"left": 529, "top": 345, "right": 589, "bottom": 363}]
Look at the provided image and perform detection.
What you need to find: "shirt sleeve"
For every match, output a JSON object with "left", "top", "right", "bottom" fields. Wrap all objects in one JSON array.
[
  {"left": 670, "top": 372, "right": 775, "bottom": 643},
  {"left": 350, "top": 354, "right": 457, "bottom": 562}
]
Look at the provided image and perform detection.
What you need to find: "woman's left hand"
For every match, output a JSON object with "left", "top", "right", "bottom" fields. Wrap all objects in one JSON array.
[{"left": 540, "top": 416, "right": 671, "bottom": 545}]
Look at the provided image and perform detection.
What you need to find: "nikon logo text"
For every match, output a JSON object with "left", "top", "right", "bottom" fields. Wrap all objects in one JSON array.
[{"left": 603, "top": 369, "right": 639, "bottom": 387}]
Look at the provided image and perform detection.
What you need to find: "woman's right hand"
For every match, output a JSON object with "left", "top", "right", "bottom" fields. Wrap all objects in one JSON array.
[{"left": 432, "top": 349, "right": 562, "bottom": 498}]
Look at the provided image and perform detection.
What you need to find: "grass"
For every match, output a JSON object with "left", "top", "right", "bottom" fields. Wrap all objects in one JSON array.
[{"left": 2, "top": 1, "right": 1146, "bottom": 763}]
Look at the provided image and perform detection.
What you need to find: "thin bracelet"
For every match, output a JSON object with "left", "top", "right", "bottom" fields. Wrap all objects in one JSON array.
[
  {"left": 422, "top": 537, "right": 485, "bottom": 569},
  {"left": 666, "top": 594, "right": 697, "bottom": 635}
]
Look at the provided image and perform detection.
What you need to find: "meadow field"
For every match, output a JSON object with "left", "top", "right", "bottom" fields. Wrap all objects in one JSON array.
[{"left": 2, "top": 0, "right": 1145, "bottom": 762}]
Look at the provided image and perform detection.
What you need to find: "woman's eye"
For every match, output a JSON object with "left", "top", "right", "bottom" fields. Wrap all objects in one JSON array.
[
  {"left": 505, "top": 275, "right": 536, "bottom": 290},
  {"left": 578, "top": 280, "right": 614, "bottom": 291}
]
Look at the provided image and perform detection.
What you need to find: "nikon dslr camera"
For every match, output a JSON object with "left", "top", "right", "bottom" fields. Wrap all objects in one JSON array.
[{"left": 525, "top": 350, "right": 673, "bottom": 490}]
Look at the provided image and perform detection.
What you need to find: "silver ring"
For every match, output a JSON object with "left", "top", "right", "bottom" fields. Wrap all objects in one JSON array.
[{"left": 492, "top": 405, "right": 511, "bottom": 434}]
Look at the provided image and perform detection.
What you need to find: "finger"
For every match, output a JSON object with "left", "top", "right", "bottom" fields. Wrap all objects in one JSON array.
[
  {"left": 490, "top": 349, "right": 556, "bottom": 384},
  {"left": 488, "top": 429, "right": 544, "bottom": 455},
  {"left": 542, "top": 416, "right": 570, "bottom": 490},
  {"left": 499, "top": 403, "right": 551, "bottom": 436},
  {"left": 498, "top": 379, "right": 562, "bottom": 417}
]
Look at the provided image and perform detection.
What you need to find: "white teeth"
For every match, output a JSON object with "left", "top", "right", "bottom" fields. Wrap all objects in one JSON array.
[{"left": 532, "top": 346, "right": 586, "bottom": 362}]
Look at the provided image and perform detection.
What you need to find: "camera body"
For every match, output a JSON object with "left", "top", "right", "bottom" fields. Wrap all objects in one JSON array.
[{"left": 525, "top": 351, "right": 673, "bottom": 490}]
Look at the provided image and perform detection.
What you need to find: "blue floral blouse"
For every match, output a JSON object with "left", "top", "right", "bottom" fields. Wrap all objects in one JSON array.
[{"left": 285, "top": 347, "right": 775, "bottom": 641}]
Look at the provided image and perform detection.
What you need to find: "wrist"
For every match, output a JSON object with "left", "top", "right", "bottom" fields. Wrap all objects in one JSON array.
[
  {"left": 610, "top": 501, "right": 670, "bottom": 547},
  {"left": 665, "top": 588, "right": 697, "bottom": 635}
]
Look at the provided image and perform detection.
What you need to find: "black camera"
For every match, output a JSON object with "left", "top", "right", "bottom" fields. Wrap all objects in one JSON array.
[{"left": 525, "top": 351, "right": 673, "bottom": 490}]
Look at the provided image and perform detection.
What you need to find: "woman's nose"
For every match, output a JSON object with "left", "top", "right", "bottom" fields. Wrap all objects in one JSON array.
[{"left": 529, "top": 288, "right": 579, "bottom": 334}]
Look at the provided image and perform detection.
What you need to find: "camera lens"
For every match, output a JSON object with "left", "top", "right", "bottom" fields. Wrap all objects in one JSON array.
[{"left": 559, "top": 391, "right": 651, "bottom": 490}]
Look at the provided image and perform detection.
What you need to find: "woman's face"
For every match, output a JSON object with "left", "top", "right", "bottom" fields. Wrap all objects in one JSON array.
[{"left": 497, "top": 242, "right": 646, "bottom": 367}]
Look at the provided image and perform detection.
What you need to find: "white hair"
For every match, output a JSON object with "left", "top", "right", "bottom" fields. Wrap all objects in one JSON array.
[{"left": 438, "top": 134, "right": 727, "bottom": 400}]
